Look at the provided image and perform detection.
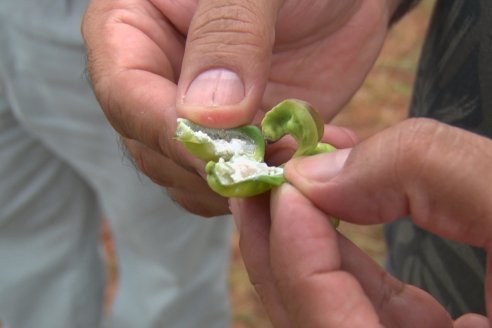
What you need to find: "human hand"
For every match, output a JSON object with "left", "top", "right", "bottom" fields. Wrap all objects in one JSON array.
[
  {"left": 285, "top": 118, "right": 492, "bottom": 246},
  {"left": 233, "top": 119, "right": 492, "bottom": 327},
  {"left": 234, "top": 184, "right": 488, "bottom": 328},
  {"left": 81, "top": 0, "right": 396, "bottom": 216}
]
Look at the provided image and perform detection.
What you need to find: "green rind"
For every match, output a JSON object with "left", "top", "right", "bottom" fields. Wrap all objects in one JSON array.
[
  {"left": 236, "top": 125, "right": 266, "bottom": 161},
  {"left": 302, "top": 142, "right": 337, "bottom": 156},
  {"left": 261, "top": 99, "right": 325, "bottom": 157}
]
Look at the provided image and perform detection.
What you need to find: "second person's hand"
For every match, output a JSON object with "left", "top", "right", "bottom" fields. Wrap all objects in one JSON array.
[{"left": 233, "top": 118, "right": 492, "bottom": 327}]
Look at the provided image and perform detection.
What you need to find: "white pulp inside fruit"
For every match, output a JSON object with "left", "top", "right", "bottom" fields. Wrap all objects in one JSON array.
[
  {"left": 180, "top": 122, "right": 256, "bottom": 158},
  {"left": 214, "top": 156, "right": 283, "bottom": 185},
  {"left": 211, "top": 137, "right": 256, "bottom": 159}
]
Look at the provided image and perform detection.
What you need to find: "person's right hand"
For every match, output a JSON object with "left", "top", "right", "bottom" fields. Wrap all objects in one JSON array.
[{"left": 81, "top": 0, "right": 398, "bottom": 216}]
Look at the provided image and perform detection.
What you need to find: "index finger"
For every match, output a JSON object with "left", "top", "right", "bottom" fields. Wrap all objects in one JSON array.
[
  {"left": 270, "top": 184, "right": 454, "bottom": 327},
  {"left": 270, "top": 184, "right": 381, "bottom": 327},
  {"left": 231, "top": 196, "right": 291, "bottom": 327}
]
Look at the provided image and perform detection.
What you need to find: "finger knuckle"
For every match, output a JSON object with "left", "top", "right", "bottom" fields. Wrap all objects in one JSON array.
[
  {"left": 396, "top": 118, "right": 444, "bottom": 151},
  {"left": 122, "top": 139, "right": 170, "bottom": 186},
  {"left": 393, "top": 118, "right": 447, "bottom": 179},
  {"left": 376, "top": 270, "right": 406, "bottom": 312},
  {"left": 189, "top": 2, "right": 272, "bottom": 56}
]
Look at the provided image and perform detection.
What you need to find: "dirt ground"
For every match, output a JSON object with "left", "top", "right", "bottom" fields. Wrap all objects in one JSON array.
[{"left": 100, "top": 2, "right": 436, "bottom": 328}]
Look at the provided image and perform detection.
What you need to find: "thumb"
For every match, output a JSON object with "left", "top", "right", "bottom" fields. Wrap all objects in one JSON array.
[
  {"left": 284, "top": 118, "right": 492, "bottom": 247},
  {"left": 176, "top": 0, "right": 283, "bottom": 128}
]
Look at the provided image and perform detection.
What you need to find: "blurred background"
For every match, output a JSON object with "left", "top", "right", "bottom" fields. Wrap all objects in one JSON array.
[{"left": 101, "top": 1, "right": 437, "bottom": 327}]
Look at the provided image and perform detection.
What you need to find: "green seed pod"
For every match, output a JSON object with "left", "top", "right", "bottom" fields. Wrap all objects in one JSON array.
[{"left": 174, "top": 99, "right": 337, "bottom": 199}]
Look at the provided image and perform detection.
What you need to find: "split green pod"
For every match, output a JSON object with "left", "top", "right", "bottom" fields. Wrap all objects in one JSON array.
[{"left": 175, "top": 99, "right": 336, "bottom": 198}]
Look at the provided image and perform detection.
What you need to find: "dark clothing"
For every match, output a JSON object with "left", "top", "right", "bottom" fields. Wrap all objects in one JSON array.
[
  {"left": 412, "top": 0, "right": 492, "bottom": 137},
  {"left": 386, "top": 0, "right": 492, "bottom": 318}
]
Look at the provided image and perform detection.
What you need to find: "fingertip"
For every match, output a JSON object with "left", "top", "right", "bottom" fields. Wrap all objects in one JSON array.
[
  {"left": 270, "top": 183, "right": 340, "bottom": 272},
  {"left": 454, "top": 314, "right": 490, "bottom": 328},
  {"left": 322, "top": 125, "right": 359, "bottom": 149},
  {"left": 284, "top": 149, "right": 351, "bottom": 184}
]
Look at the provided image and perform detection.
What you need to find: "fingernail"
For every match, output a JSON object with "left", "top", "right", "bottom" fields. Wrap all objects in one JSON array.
[
  {"left": 289, "top": 149, "right": 351, "bottom": 182},
  {"left": 184, "top": 69, "right": 244, "bottom": 106}
]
